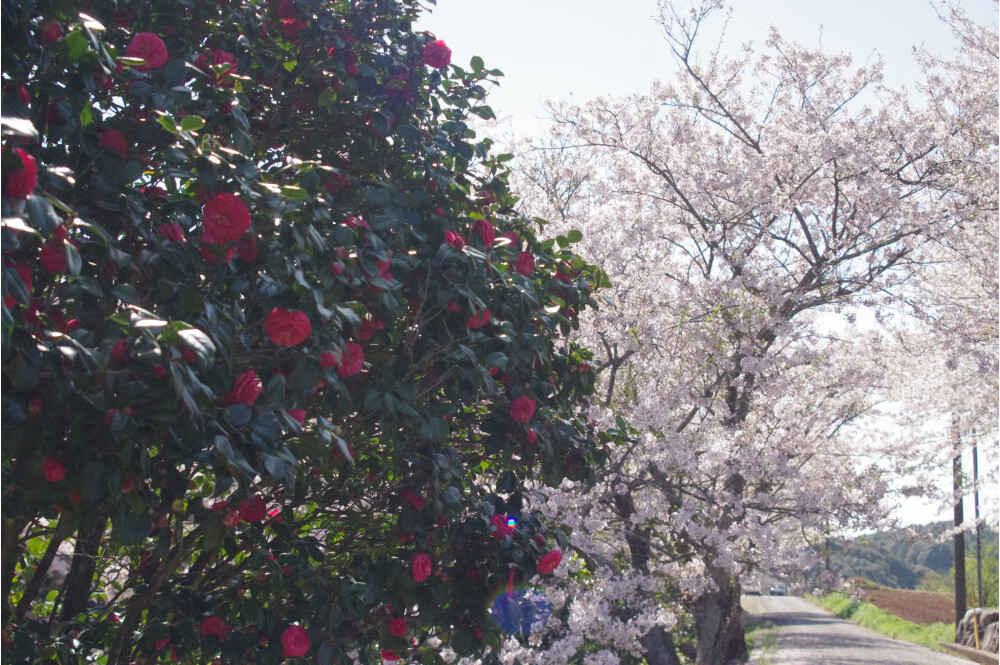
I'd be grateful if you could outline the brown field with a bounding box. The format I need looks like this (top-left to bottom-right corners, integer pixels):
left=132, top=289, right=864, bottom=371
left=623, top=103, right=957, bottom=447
left=861, top=588, right=956, bottom=625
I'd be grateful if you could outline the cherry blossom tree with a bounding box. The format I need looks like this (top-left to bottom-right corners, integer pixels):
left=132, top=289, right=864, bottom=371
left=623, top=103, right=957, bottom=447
left=501, top=1, right=997, bottom=663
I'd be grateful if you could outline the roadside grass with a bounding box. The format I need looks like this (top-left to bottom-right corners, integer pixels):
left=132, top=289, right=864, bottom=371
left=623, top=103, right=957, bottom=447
left=742, top=618, right=778, bottom=664
left=812, top=592, right=955, bottom=651
left=742, top=598, right=778, bottom=664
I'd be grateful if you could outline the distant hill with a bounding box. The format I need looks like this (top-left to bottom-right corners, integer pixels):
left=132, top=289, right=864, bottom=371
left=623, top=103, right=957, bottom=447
left=829, top=521, right=999, bottom=590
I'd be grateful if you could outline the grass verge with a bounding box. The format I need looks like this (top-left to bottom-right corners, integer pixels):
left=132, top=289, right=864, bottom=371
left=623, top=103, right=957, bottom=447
left=741, top=597, right=778, bottom=664
left=742, top=618, right=777, bottom=664
left=812, top=592, right=955, bottom=651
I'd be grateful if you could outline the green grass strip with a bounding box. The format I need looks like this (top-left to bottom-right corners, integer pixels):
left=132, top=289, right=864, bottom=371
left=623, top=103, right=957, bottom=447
left=813, top=592, right=955, bottom=651
left=742, top=615, right=777, bottom=664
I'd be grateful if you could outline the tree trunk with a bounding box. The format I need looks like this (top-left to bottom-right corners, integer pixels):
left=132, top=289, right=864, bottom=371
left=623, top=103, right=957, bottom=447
left=613, top=491, right=683, bottom=665
left=2, top=517, right=28, bottom=623
left=60, top=521, right=103, bottom=621
left=641, top=624, right=684, bottom=665
left=693, top=565, right=746, bottom=665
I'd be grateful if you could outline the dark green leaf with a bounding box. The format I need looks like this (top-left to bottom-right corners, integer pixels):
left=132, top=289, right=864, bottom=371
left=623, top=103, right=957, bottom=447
left=64, top=242, right=81, bottom=276
left=2, top=397, right=26, bottom=425
left=223, top=404, right=252, bottom=427
left=177, top=328, right=215, bottom=364
left=111, top=284, right=140, bottom=305
left=81, top=460, right=107, bottom=503
left=111, top=506, right=150, bottom=546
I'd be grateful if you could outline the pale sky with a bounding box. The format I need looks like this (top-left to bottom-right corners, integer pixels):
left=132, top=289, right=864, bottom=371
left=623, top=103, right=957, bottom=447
left=417, top=0, right=998, bottom=136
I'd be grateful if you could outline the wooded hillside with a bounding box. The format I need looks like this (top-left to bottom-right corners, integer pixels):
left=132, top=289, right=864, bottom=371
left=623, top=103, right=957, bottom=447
left=831, top=522, right=999, bottom=592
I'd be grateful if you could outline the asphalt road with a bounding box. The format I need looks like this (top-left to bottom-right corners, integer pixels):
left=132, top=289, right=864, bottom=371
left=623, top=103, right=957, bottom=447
left=744, top=594, right=974, bottom=665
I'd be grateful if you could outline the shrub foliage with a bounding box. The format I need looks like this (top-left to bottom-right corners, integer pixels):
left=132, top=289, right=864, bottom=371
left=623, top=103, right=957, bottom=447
left=0, top=1, right=612, bottom=662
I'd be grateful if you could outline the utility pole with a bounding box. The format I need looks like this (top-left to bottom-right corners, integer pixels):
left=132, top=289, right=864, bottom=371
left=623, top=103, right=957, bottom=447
left=953, top=419, right=966, bottom=634
left=973, top=430, right=982, bottom=609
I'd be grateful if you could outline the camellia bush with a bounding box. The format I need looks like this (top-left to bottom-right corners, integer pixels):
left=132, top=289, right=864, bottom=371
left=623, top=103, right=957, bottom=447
left=0, top=1, right=616, bottom=663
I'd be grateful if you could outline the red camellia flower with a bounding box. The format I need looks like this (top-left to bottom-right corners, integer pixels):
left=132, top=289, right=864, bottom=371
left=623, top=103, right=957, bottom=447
left=467, top=309, right=492, bottom=329
left=336, top=342, right=364, bottom=377
left=99, top=130, right=128, bottom=160
left=13, top=264, right=31, bottom=293
left=356, top=318, right=376, bottom=341
left=472, top=218, right=495, bottom=247
left=196, top=49, right=238, bottom=85
left=556, top=262, right=576, bottom=283
left=157, top=222, right=185, bottom=243
left=280, top=18, right=306, bottom=43
left=111, top=339, right=129, bottom=364
left=202, top=616, right=232, bottom=637
left=202, top=192, right=251, bottom=242
left=288, top=409, right=306, bottom=425
left=509, top=395, right=536, bottom=423
left=538, top=549, right=563, bottom=574
left=238, top=495, right=266, bottom=523
left=42, top=456, right=65, bottom=482
left=36, top=19, right=63, bottom=44
left=400, top=488, right=423, bottom=510
left=125, top=32, right=168, bottom=72
left=263, top=308, right=312, bottom=347
left=221, top=370, right=263, bottom=407
left=5, top=147, right=38, bottom=198
left=323, top=173, right=350, bottom=192
left=423, top=39, right=451, bottom=68
left=411, top=553, right=432, bottom=582
left=388, top=617, right=407, bottom=637
left=236, top=234, right=259, bottom=262
left=526, top=430, right=537, bottom=444
left=318, top=351, right=338, bottom=368
left=280, top=625, right=311, bottom=657
left=513, top=251, right=535, bottom=276
left=39, top=241, right=66, bottom=273
left=490, top=513, right=514, bottom=540
left=199, top=234, right=236, bottom=264
left=444, top=230, right=465, bottom=249
left=380, top=651, right=400, bottom=661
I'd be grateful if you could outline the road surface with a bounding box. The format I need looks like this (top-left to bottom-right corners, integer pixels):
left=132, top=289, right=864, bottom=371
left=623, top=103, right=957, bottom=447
left=744, top=594, right=974, bottom=665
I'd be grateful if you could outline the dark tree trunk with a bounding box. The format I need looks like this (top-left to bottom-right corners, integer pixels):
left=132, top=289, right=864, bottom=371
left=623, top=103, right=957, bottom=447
left=60, top=522, right=103, bottom=621
left=641, top=624, right=684, bottom=665
left=613, top=491, right=684, bottom=665
left=692, top=565, right=746, bottom=665
left=2, top=517, right=28, bottom=623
